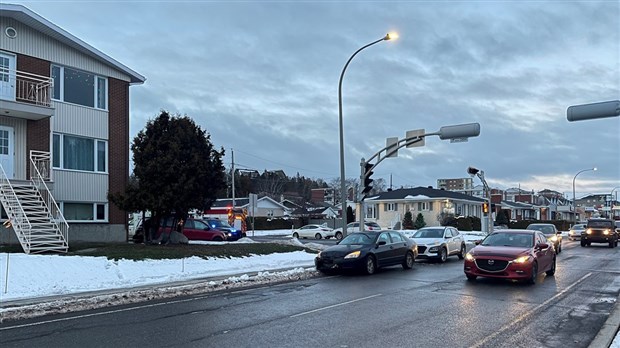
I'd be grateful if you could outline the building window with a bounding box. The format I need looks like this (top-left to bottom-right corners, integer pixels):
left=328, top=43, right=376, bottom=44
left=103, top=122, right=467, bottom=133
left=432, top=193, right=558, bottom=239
left=365, top=204, right=377, bottom=219
left=51, top=65, right=107, bottom=110
left=63, top=202, right=107, bottom=222
left=53, top=133, right=107, bottom=173
left=417, top=202, right=434, bottom=211
left=385, top=203, right=398, bottom=211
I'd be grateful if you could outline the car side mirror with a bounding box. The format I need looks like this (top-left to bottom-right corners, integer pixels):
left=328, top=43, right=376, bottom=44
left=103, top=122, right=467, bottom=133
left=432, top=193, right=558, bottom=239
left=474, top=240, right=481, bottom=245
left=556, top=231, right=562, bottom=235
left=537, top=243, right=549, bottom=250
left=377, top=241, right=387, bottom=247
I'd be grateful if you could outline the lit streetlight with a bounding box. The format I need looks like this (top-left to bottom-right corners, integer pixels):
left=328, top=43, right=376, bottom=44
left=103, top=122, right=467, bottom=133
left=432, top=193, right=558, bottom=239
left=572, top=167, right=597, bottom=224
left=338, top=32, right=397, bottom=238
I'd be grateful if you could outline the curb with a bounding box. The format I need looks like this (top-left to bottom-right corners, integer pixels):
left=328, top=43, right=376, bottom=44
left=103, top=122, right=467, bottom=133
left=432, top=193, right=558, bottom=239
left=589, top=293, right=620, bottom=348
left=0, top=264, right=318, bottom=322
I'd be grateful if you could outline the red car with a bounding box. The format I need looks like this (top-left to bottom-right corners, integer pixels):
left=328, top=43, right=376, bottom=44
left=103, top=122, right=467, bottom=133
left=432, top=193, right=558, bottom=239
left=464, top=229, right=556, bottom=284
left=133, top=217, right=227, bottom=243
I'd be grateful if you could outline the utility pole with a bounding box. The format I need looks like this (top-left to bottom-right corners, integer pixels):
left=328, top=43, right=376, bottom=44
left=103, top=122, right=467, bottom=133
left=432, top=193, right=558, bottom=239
left=231, top=148, right=235, bottom=208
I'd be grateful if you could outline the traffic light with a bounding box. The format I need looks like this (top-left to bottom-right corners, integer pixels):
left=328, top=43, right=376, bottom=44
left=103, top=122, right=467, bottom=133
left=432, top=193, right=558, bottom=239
left=482, top=202, right=489, bottom=215
left=362, top=162, right=374, bottom=196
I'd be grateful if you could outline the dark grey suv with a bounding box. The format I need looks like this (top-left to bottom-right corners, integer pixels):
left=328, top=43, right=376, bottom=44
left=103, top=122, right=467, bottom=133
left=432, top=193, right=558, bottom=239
left=581, top=219, right=618, bottom=248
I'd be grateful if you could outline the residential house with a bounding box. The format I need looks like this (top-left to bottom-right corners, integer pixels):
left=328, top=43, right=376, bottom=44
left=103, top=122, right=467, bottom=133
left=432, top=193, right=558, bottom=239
left=359, top=186, right=486, bottom=229
left=0, top=4, right=144, bottom=251
left=204, top=196, right=288, bottom=220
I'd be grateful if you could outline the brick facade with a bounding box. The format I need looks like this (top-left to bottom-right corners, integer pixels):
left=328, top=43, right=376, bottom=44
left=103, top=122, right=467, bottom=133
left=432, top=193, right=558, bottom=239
left=108, top=77, right=129, bottom=225
left=17, top=54, right=51, bottom=179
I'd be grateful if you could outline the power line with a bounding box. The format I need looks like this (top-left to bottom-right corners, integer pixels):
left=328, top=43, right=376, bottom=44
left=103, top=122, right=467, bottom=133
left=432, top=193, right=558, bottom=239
left=232, top=149, right=337, bottom=177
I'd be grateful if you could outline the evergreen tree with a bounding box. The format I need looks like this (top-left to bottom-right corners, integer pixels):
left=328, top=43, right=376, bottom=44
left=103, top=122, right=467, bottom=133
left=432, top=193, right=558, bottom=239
left=413, top=213, right=426, bottom=229
left=109, top=111, right=226, bottom=242
left=346, top=206, right=355, bottom=223
left=402, top=211, right=414, bottom=229
left=496, top=209, right=510, bottom=226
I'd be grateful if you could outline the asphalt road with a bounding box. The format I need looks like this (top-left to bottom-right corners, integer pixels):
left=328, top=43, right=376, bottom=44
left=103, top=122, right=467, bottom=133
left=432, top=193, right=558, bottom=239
left=1, top=239, right=619, bottom=348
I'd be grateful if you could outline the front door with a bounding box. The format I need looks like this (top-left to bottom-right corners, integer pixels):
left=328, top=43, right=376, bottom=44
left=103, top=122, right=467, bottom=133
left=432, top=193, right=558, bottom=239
left=0, top=126, right=14, bottom=178
left=0, top=52, right=16, bottom=101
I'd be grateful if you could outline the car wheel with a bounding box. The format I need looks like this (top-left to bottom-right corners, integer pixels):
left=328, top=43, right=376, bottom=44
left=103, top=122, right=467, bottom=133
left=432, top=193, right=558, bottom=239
left=458, top=244, right=466, bottom=260
left=580, top=240, right=586, bottom=247
left=466, top=274, right=477, bottom=281
left=402, top=251, right=415, bottom=270
left=546, top=257, right=556, bottom=276
left=528, top=262, right=538, bottom=285
left=212, top=236, right=223, bottom=242
left=438, top=247, right=448, bottom=263
left=292, top=232, right=299, bottom=239
left=364, top=255, right=377, bottom=275
left=557, top=242, right=562, bottom=253
left=315, top=233, right=322, bottom=240
left=610, top=241, right=615, bottom=248
left=335, top=232, right=343, bottom=240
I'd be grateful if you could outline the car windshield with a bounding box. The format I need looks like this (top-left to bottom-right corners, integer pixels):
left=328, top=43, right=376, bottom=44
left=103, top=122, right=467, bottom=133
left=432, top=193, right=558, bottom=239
left=413, top=229, right=443, bottom=238
left=208, top=220, right=232, bottom=228
left=481, top=233, right=533, bottom=248
left=528, top=225, right=555, bottom=234
left=366, top=222, right=381, bottom=228
left=588, top=221, right=613, bottom=228
left=339, top=233, right=375, bottom=245
left=572, top=225, right=585, bottom=230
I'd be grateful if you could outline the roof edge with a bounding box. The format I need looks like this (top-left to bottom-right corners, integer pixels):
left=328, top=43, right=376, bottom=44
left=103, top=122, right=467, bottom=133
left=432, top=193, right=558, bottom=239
left=1, top=3, right=146, bottom=84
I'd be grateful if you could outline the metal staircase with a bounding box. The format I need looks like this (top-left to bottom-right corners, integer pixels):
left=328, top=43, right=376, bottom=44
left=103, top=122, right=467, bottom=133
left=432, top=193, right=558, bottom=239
left=0, top=151, right=68, bottom=254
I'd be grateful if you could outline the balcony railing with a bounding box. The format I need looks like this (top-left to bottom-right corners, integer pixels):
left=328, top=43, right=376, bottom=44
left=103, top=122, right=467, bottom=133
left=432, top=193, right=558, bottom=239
left=0, top=69, right=53, bottom=107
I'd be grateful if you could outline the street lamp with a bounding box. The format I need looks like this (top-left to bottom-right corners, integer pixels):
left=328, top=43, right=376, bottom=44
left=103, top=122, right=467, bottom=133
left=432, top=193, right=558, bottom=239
left=338, top=32, right=397, bottom=238
left=572, top=167, right=597, bottom=224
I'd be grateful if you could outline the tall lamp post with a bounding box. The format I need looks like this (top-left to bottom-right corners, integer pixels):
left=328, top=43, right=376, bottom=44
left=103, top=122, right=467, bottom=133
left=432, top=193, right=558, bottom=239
left=572, top=167, right=597, bottom=225
left=338, top=32, right=398, bottom=238
left=610, top=186, right=620, bottom=219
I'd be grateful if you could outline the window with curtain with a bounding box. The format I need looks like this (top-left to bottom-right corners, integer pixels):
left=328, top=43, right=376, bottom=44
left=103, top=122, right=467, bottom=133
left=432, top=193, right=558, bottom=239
left=63, top=203, right=107, bottom=222
left=53, top=134, right=107, bottom=173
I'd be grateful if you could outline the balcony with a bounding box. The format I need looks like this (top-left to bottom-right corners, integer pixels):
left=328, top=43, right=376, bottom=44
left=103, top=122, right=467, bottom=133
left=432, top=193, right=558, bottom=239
left=0, top=69, right=54, bottom=120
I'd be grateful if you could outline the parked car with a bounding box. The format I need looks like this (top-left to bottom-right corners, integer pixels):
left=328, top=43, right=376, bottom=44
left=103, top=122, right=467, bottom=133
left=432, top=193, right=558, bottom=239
left=133, top=217, right=227, bottom=243
left=464, top=229, right=556, bottom=284
left=581, top=218, right=618, bottom=248
left=526, top=223, right=562, bottom=253
left=568, top=223, right=586, bottom=241
left=410, top=226, right=466, bottom=262
left=292, top=224, right=335, bottom=239
left=205, top=218, right=244, bottom=241
left=315, top=230, right=417, bottom=275
left=332, top=221, right=382, bottom=240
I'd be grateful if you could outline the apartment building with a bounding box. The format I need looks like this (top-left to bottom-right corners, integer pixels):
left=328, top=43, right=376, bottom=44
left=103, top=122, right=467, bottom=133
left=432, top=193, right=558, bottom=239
left=0, top=4, right=145, bottom=251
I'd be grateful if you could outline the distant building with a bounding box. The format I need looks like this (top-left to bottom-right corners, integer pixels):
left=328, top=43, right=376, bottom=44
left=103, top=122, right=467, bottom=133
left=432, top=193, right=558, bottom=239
left=437, top=178, right=473, bottom=191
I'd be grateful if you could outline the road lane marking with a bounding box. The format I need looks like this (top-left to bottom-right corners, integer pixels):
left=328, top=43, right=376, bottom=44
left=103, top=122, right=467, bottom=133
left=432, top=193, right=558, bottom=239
left=0, top=296, right=202, bottom=331
left=470, top=272, right=593, bottom=348
left=289, top=294, right=382, bottom=318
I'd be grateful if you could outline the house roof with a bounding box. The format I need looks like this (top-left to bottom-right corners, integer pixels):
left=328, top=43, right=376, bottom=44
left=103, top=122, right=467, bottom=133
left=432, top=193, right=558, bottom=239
left=211, top=196, right=287, bottom=210
left=367, top=186, right=485, bottom=203
left=1, top=4, right=146, bottom=84
left=500, top=200, right=536, bottom=209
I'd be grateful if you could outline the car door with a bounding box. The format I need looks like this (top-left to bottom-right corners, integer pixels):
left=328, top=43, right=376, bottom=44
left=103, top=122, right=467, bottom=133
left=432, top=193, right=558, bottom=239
left=535, top=232, right=552, bottom=270
left=443, top=228, right=454, bottom=255
left=182, top=219, right=198, bottom=240
left=389, top=231, right=408, bottom=264
left=300, top=225, right=313, bottom=238
left=193, top=219, right=215, bottom=240
left=374, top=232, right=393, bottom=266
left=451, top=228, right=464, bottom=251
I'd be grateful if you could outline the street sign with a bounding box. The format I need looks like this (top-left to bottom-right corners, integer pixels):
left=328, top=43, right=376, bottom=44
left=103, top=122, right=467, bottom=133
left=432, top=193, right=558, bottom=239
left=406, top=129, right=425, bottom=148
left=386, top=137, right=398, bottom=157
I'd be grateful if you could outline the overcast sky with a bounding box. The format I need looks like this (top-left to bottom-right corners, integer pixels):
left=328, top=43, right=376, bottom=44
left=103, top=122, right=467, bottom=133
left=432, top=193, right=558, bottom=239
left=16, top=0, right=620, bottom=199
